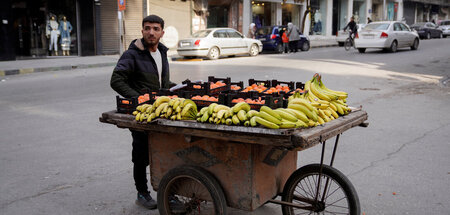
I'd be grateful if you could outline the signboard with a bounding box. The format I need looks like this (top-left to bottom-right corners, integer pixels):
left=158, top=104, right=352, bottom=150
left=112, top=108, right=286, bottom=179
left=118, top=0, right=126, bottom=11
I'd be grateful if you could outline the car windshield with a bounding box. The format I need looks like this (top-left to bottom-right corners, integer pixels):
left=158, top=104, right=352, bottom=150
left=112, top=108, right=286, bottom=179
left=192, top=30, right=212, bottom=38
left=411, top=23, right=426, bottom=27
left=364, top=23, right=390, bottom=30
left=256, top=27, right=273, bottom=36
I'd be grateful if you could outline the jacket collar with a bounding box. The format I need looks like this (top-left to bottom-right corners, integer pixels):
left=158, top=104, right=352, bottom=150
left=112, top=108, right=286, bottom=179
left=134, top=38, right=168, bottom=53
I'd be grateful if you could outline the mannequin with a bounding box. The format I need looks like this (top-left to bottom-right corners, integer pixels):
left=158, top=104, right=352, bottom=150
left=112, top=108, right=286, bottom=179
left=314, top=9, right=322, bottom=34
left=354, top=12, right=360, bottom=23
left=46, top=15, right=60, bottom=56
left=58, top=16, right=73, bottom=56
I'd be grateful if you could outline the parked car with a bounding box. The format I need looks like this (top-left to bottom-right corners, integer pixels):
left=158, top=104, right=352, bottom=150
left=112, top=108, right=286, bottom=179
left=354, top=21, right=420, bottom=53
left=336, top=24, right=366, bottom=46
left=177, top=28, right=263, bottom=60
left=255, top=25, right=310, bottom=53
left=437, top=20, right=450, bottom=38
left=409, top=22, right=443, bottom=39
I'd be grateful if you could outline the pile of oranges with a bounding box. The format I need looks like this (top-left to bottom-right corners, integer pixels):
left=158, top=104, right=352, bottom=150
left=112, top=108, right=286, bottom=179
left=241, top=84, right=267, bottom=93
left=264, top=85, right=291, bottom=94
left=230, top=85, right=241, bottom=91
left=192, top=81, right=227, bottom=90
left=136, top=93, right=151, bottom=104
left=154, top=95, right=178, bottom=100
left=191, top=95, right=219, bottom=102
left=231, top=97, right=265, bottom=105
left=290, top=88, right=305, bottom=94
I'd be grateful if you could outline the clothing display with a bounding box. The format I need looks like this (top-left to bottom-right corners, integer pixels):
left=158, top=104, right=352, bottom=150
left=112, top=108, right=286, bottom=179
left=46, top=17, right=59, bottom=55
left=314, top=21, right=322, bottom=33
left=58, top=18, right=73, bottom=55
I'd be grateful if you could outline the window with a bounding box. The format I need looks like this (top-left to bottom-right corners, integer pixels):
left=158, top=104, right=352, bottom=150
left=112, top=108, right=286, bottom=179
left=400, top=23, right=410, bottom=31
left=365, top=23, right=390, bottom=30
left=213, top=30, right=228, bottom=38
left=192, top=30, right=212, bottom=38
left=394, top=23, right=402, bottom=31
left=226, top=30, right=242, bottom=38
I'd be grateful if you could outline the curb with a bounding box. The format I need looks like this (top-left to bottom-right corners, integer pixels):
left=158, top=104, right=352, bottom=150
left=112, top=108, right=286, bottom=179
left=0, top=62, right=116, bottom=77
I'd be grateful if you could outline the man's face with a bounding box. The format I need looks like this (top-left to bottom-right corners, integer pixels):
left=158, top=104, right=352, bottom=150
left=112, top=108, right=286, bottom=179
left=142, top=22, right=164, bottom=47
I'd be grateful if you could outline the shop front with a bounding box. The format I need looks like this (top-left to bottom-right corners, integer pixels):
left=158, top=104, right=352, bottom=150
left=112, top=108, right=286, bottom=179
left=2, top=0, right=96, bottom=60
left=353, top=0, right=367, bottom=23
left=310, top=0, right=328, bottom=35
left=251, top=0, right=303, bottom=28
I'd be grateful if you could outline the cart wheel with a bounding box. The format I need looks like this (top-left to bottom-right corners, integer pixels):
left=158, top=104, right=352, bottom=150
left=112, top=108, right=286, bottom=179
left=281, top=164, right=360, bottom=215
left=157, top=165, right=227, bottom=215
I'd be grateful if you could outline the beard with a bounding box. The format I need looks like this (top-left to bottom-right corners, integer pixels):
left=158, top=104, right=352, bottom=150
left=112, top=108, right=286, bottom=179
left=144, top=35, right=160, bottom=47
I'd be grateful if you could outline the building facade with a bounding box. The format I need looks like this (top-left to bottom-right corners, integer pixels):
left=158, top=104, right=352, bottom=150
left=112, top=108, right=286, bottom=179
left=1, top=0, right=448, bottom=60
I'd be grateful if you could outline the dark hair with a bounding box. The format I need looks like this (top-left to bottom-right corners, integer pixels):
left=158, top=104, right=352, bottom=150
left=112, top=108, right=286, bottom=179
left=142, top=15, right=164, bottom=29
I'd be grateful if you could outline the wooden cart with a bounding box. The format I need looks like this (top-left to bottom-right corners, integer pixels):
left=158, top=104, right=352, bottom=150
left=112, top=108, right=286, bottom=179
left=100, top=108, right=368, bottom=215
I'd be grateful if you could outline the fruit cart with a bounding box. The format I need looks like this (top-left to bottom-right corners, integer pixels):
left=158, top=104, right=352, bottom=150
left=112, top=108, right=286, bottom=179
left=99, top=106, right=368, bottom=215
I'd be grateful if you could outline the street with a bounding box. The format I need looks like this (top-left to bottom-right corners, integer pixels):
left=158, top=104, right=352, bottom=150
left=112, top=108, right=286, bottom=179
left=1, top=38, right=449, bottom=215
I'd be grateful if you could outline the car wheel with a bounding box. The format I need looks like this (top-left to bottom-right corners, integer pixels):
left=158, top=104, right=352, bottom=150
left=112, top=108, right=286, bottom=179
left=358, top=48, right=366, bottom=53
left=207, top=47, right=220, bottom=60
left=411, top=38, right=419, bottom=50
left=338, top=42, right=344, bottom=47
left=249, top=44, right=259, bottom=56
left=389, top=40, right=398, bottom=53
left=276, top=44, right=283, bottom=53
left=426, top=32, right=431, bottom=39
left=300, top=41, right=310, bottom=51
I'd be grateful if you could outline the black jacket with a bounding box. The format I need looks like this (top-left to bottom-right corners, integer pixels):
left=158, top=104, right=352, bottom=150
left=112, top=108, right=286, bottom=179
left=344, top=21, right=357, bottom=33
left=110, top=38, right=175, bottom=98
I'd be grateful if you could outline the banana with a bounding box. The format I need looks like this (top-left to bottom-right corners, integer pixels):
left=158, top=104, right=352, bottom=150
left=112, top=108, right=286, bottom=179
left=135, top=112, right=141, bottom=121
left=167, top=107, right=173, bottom=117
left=199, top=107, right=208, bottom=115
left=327, top=107, right=339, bottom=119
left=317, top=116, right=325, bottom=125
left=244, top=121, right=250, bottom=127
left=171, top=115, right=177, bottom=120
left=221, top=118, right=226, bottom=124
left=308, top=120, right=316, bottom=127
left=139, top=113, right=146, bottom=122
left=183, top=99, right=197, bottom=112
left=323, top=115, right=331, bottom=122
left=214, top=105, right=230, bottom=113
left=258, top=111, right=281, bottom=125
left=309, top=81, right=331, bottom=101
left=172, top=99, right=181, bottom=110
left=155, top=103, right=168, bottom=117
left=208, top=103, right=218, bottom=115
left=331, top=101, right=344, bottom=115
left=214, top=118, right=220, bottom=124
left=288, top=104, right=317, bottom=122
left=295, top=120, right=308, bottom=128
left=260, top=106, right=282, bottom=121
left=237, top=110, right=248, bottom=122
left=246, top=110, right=258, bottom=118
left=283, top=108, right=309, bottom=123
left=323, top=109, right=332, bottom=117
left=225, top=109, right=232, bottom=118
left=209, top=117, right=214, bottom=123
left=154, top=96, right=170, bottom=108
left=254, top=116, right=279, bottom=129
left=250, top=116, right=257, bottom=127
left=318, top=109, right=327, bottom=119
left=168, top=98, right=175, bottom=107
left=162, top=104, right=169, bottom=114
left=329, top=102, right=338, bottom=111
left=288, top=98, right=316, bottom=112
left=226, top=118, right=232, bottom=125
left=201, top=112, right=209, bottom=122
left=274, top=109, right=298, bottom=122
left=232, top=115, right=240, bottom=125
left=177, top=113, right=181, bottom=120
left=217, top=109, right=227, bottom=119
left=279, top=121, right=296, bottom=129
left=145, top=105, right=154, bottom=114
left=233, top=102, right=251, bottom=113
left=132, top=111, right=139, bottom=116
left=175, top=106, right=182, bottom=113
left=181, top=104, right=193, bottom=117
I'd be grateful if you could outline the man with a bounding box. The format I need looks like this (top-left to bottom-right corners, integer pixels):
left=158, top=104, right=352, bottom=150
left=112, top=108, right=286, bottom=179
left=287, top=23, right=300, bottom=53
left=343, top=16, right=357, bottom=40
left=367, top=17, right=372, bottom=24
left=110, top=15, right=175, bottom=210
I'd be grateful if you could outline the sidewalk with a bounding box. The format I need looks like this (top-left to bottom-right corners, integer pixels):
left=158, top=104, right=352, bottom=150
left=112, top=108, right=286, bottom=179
left=0, top=38, right=337, bottom=77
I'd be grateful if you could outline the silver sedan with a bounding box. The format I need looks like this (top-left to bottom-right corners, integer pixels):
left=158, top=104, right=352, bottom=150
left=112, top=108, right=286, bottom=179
left=177, top=28, right=263, bottom=60
left=354, top=21, right=420, bottom=53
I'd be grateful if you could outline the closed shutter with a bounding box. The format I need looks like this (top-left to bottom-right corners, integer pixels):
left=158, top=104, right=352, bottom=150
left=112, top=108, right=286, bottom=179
left=123, top=0, right=143, bottom=51
left=100, top=0, right=119, bottom=54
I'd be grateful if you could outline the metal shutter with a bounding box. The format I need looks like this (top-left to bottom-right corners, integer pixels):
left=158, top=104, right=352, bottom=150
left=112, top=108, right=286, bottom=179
left=100, top=0, right=119, bottom=54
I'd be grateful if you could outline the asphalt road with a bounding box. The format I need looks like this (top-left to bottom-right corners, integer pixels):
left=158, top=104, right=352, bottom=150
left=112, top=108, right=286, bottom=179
left=1, top=38, right=449, bottom=215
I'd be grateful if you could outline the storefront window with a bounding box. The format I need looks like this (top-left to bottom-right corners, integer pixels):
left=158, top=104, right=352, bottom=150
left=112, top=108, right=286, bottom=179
left=252, top=1, right=273, bottom=28
left=353, top=0, right=366, bottom=24
left=310, top=0, right=327, bottom=35
left=387, top=1, right=397, bottom=21
left=282, top=3, right=301, bottom=27
left=12, top=0, right=77, bottom=58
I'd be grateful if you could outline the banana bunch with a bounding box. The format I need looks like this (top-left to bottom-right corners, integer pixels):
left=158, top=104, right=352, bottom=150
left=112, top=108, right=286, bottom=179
left=133, top=96, right=198, bottom=122
left=289, top=74, right=351, bottom=125
left=197, top=102, right=256, bottom=126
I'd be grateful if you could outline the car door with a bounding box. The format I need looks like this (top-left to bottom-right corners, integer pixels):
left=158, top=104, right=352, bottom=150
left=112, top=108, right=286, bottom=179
left=393, top=23, right=406, bottom=47
left=400, top=23, right=415, bottom=46
left=226, top=29, right=247, bottom=54
left=212, top=29, right=230, bottom=55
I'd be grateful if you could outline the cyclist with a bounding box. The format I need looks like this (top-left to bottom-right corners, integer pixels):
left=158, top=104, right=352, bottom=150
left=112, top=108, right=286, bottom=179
left=343, top=16, right=357, bottom=41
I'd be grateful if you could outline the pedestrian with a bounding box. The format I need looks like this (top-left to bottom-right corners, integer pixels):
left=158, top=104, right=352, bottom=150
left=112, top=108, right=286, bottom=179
left=281, top=27, right=289, bottom=53
left=367, top=17, right=372, bottom=24
left=248, top=23, right=256, bottom=39
left=110, top=14, right=176, bottom=210
left=287, top=22, right=300, bottom=53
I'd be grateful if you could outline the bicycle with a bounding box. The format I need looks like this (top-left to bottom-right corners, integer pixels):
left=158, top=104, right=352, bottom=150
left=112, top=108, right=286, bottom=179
left=344, top=30, right=356, bottom=51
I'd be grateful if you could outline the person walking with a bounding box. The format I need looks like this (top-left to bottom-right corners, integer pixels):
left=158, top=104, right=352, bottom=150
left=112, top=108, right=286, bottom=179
left=247, top=23, right=256, bottom=39
left=280, top=27, right=289, bottom=53
left=287, top=22, right=301, bottom=53
left=110, top=14, right=175, bottom=210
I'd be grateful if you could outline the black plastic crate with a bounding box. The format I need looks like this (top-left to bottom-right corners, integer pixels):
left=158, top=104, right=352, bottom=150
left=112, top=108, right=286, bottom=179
left=185, top=80, right=230, bottom=96
left=224, top=92, right=283, bottom=111
left=230, top=81, right=244, bottom=92
left=116, top=95, right=152, bottom=114
left=240, top=79, right=271, bottom=93
left=184, top=91, right=222, bottom=108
